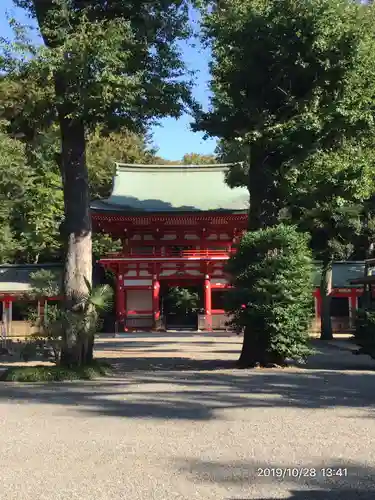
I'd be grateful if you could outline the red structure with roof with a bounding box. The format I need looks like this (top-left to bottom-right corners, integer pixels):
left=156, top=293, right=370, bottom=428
left=91, top=163, right=249, bottom=331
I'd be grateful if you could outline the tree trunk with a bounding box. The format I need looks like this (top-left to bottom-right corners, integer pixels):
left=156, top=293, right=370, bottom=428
left=32, top=1, right=93, bottom=367
left=247, top=152, right=279, bottom=231
left=238, top=326, right=258, bottom=367
left=85, top=334, right=94, bottom=364
left=58, top=115, right=92, bottom=367
left=320, top=259, right=333, bottom=340
left=237, top=325, right=282, bottom=368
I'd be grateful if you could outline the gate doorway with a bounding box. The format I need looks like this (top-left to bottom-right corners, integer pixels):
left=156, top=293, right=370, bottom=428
left=161, top=283, right=203, bottom=330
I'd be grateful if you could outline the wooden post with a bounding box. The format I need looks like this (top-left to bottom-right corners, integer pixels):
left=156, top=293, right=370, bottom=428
left=4, top=300, right=12, bottom=337
left=315, top=289, right=322, bottom=318
left=116, top=271, right=125, bottom=332
left=204, top=274, right=212, bottom=331
left=349, top=290, right=358, bottom=328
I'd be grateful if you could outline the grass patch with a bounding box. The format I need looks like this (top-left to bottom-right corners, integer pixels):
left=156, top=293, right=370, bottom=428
left=0, top=360, right=113, bottom=382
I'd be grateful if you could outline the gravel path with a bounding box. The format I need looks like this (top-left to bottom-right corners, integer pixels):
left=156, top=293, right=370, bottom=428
left=1, top=334, right=375, bottom=500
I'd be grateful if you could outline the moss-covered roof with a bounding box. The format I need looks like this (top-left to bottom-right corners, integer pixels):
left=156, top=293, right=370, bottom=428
left=90, top=163, right=249, bottom=213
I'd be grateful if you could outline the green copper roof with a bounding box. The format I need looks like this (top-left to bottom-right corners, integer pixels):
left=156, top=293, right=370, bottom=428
left=312, top=262, right=365, bottom=288
left=91, top=163, right=249, bottom=213
left=0, top=264, right=63, bottom=294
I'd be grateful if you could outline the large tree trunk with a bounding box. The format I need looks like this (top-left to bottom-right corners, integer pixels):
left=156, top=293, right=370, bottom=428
left=320, top=259, right=333, bottom=340
left=247, top=143, right=281, bottom=231
left=238, top=151, right=283, bottom=367
left=238, top=326, right=265, bottom=367
left=58, top=115, right=92, bottom=367
left=238, top=325, right=285, bottom=368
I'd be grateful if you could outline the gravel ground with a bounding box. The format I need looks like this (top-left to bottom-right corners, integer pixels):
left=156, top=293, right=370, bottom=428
left=1, top=333, right=375, bottom=500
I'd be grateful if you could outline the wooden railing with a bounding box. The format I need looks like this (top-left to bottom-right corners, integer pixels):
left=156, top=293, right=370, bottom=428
left=105, top=248, right=233, bottom=259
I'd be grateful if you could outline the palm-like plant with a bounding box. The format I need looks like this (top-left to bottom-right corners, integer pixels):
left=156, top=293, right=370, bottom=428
left=60, top=278, right=113, bottom=366
left=27, top=271, right=113, bottom=366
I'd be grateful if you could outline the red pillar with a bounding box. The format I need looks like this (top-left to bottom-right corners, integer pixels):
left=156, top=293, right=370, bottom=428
left=315, top=289, right=322, bottom=317
left=152, top=275, right=160, bottom=329
left=116, top=271, right=125, bottom=332
left=204, top=274, right=212, bottom=331
left=349, top=289, right=357, bottom=328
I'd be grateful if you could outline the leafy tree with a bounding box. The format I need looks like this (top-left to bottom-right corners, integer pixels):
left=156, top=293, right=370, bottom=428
left=28, top=269, right=61, bottom=299
left=225, top=225, right=314, bottom=367
left=0, top=120, right=65, bottom=264
left=283, top=142, right=375, bottom=339
left=196, top=0, right=375, bottom=230
left=11, top=143, right=64, bottom=263
left=150, top=152, right=217, bottom=165
left=0, top=121, right=26, bottom=262
left=92, top=232, right=122, bottom=261
left=165, top=287, right=200, bottom=315
left=352, top=194, right=375, bottom=260
left=181, top=153, right=217, bottom=165
left=0, top=120, right=124, bottom=263
left=216, top=138, right=249, bottom=188
left=197, top=0, right=375, bottom=340
left=87, top=126, right=158, bottom=200
left=2, top=0, right=195, bottom=366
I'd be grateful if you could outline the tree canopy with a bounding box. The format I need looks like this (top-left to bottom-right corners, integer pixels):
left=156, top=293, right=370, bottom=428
left=197, top=0, right=375, bottom=229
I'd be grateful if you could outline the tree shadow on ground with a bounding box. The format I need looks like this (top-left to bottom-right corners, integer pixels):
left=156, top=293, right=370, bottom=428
left=94, top=339, right=242, bottom=351
left=0, top=338, right=374, bottom=421
left=0, top=360, right=375, bottom=420
left=178, top=459, right=375, bottom=499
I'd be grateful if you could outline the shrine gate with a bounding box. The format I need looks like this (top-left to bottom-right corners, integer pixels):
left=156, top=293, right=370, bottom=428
left=91, top=163, right=248, bottom=331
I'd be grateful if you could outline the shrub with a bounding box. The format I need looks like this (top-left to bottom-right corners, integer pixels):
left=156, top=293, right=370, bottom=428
left=226, top=224, right=315, bottom=367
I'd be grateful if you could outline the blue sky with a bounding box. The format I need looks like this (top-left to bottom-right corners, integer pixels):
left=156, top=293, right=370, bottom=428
left=0, top=1, right=217, bottom=161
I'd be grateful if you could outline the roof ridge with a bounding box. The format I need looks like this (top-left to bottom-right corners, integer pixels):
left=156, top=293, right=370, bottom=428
left=114, top=162, right=240, bottom=173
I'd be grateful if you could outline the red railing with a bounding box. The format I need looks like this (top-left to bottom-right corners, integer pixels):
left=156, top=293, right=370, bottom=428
left=105, top=248, right=234, bottom=259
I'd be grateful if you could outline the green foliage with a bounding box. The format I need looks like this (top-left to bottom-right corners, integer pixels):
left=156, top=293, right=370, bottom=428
left=28, top=269, right=61, bottom=298
left=0, top=121, right=27, bottom=262
left=215, top=138, right=249, bottom=187
left=181, top=153, right=217, bottom=165
left=165, top=287, right=200, bottom=315
left=5, top=1, right=195, bottom=135
left=197, top=0, right=375, bottom=228
left=0, top=360, right=112, bottom=382
left=92, top=232, right=122, bottom=260
left=283, top=141, right=375, bottom=262
left=0, top=121, right=64, bottom=263
left=226, top=224, right=315, bottom=366
left=87, top=126, right=158, bottom=199
left=197, top=0, right=375, bottom=343
left=0, top=119, right=150, bottom=263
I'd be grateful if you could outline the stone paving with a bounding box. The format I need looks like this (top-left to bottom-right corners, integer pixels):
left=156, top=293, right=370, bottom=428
left=0, top=333, right=375, bottom=500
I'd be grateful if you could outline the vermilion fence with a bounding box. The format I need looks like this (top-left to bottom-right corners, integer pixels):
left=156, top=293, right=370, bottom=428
left=106, top=248, right=234, bottom=259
